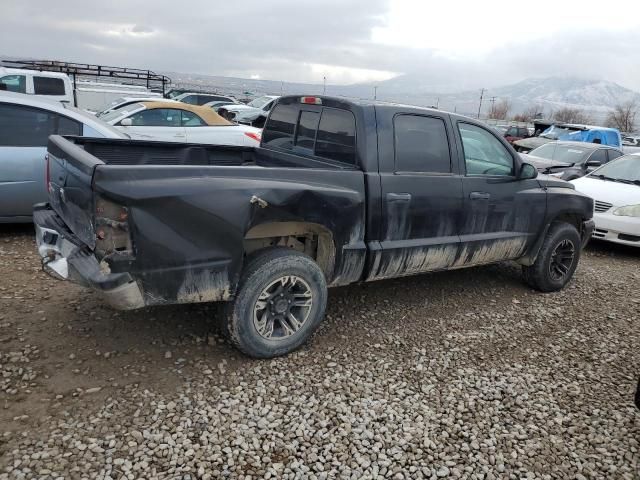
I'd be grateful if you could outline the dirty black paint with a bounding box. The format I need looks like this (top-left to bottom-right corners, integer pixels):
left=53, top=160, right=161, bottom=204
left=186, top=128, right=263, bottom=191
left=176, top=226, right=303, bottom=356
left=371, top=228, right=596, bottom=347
left=42, top=97, right=593, bottom=309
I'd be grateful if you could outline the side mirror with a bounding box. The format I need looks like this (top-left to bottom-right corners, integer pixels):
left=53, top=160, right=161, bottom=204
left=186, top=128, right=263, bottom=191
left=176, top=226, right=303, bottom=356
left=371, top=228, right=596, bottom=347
left=519, top=162, right=538, bottom=180
left=585, top=159, right=601, bottom=168
left=119, top=118, right=133, bottom=127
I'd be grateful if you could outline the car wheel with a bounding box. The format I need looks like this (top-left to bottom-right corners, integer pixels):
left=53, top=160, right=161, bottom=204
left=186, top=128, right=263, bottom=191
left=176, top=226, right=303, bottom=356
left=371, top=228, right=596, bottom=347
left=223, top=248, right=327, bottom=358
left=523, top=222, right=582, bottom=292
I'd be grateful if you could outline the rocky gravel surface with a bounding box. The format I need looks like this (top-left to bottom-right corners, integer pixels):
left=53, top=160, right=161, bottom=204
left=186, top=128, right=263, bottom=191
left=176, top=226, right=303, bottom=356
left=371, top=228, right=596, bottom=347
left=0, top=225, right=638, bottom=479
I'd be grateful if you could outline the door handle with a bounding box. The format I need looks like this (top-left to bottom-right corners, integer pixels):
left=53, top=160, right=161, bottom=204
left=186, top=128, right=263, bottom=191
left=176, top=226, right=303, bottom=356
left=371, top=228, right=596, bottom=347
left=469, top=192, right=491, bottom=200
left=386, top=192, right=412, bottom=202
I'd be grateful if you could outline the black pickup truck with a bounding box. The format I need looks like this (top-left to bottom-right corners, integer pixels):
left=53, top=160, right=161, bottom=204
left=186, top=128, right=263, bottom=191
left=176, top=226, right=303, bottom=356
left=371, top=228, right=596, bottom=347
left=35, top=95, right=594, bottom=358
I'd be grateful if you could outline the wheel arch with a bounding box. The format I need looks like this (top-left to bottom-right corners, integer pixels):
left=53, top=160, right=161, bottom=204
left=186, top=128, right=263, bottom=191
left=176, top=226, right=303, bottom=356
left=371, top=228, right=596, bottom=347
left=243, top=221, right=336, bottom=280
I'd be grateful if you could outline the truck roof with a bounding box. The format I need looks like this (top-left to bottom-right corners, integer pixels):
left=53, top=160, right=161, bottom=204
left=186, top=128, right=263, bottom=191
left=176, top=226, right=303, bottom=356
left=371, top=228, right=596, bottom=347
left=0, top=67, right=70, bottom=80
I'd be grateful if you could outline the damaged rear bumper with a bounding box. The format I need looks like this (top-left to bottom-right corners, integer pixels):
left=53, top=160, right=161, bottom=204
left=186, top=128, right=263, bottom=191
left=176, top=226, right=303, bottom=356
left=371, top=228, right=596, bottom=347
left=34, top=204, right=145, bottom=310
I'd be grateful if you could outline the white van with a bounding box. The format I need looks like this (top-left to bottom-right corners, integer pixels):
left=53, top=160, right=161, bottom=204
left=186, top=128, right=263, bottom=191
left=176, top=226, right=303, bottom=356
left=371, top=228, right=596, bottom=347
left=0, top=67, right=73, bottom=104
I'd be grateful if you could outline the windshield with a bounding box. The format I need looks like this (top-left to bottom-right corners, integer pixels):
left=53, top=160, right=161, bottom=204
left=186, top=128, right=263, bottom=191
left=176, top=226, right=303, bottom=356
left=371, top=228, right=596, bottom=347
left=62, top=104, right=128, bottom=138
left=248, top=96, right=273, bottom=108
left=590, top=155, right=640, bottom=182
left=99, top=103, right=144, bottom=123
left=540, top=125, right=573, bottom=140
left=530, top=144, right=591, bottom=163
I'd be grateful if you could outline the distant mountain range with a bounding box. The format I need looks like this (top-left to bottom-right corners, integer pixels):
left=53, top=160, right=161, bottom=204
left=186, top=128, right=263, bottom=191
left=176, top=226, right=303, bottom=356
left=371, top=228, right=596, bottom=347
left=2, top=54, right=637, bottom=121
left=165, top=71, right=640, bottom=121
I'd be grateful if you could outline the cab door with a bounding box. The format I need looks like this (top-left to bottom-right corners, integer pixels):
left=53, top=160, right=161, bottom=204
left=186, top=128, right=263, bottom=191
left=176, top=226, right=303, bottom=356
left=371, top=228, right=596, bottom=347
left=369, top=110, right=464, bottom=280
left=454, top=121, right=545, bottom=267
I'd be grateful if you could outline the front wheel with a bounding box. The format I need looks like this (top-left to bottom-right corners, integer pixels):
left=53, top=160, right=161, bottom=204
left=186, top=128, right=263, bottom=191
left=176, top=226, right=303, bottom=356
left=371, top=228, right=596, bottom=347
left=523, top=222, right=582, bottom=292
left=223, top=248, right=328, bottom=358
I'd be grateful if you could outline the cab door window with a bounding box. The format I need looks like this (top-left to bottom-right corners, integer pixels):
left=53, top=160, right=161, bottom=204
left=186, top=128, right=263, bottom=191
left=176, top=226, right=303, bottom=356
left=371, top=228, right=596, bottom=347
left=458, top=123, right=514, bottom=176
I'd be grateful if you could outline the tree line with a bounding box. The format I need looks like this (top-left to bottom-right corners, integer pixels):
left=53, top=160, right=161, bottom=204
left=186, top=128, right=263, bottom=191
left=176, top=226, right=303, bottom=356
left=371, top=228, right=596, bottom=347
left=487, top=99, right=637, bottom=133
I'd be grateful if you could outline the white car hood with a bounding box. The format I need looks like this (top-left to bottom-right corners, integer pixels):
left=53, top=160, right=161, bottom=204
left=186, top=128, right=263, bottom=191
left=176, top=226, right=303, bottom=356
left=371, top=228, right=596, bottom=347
left=225, top=104, right=258, bottom=112
left=570, top=176, right=640, bottom=207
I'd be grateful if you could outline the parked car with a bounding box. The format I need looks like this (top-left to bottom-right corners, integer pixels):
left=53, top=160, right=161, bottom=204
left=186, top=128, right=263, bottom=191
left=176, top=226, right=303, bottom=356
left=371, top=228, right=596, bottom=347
left=34, top=95, right=595, bottom=358
left=622, top=135, right=640, bottom=146
left=570, top=155, right=640, bottom=247
left=521, top=141, right=623, bottom=180
left=100, top=101, right=261, bottom=146
left=0, top=91, right=126, bottom=223
left=0, top=67, right=73, bottom=104
left=514, top=124, right=622, bottom=152
left=204, top=100, right=239, bottom=110
left=172, top=92, right=237, bottom=106
left=221, top=95, right=280, bottom=125
left=95, top=96, right=171, bottom=117
left=503, top=126, right=530, bottom=145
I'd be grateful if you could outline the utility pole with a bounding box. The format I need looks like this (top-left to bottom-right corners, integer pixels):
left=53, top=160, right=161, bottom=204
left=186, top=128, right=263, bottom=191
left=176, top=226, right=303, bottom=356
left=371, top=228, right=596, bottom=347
left=436, top=97, right=439, bottom=109
left=373, top=86, right=378, bottom=100
left=281, top=81, right=284, bottom=95
left=323, top=76, right=326, bottom=95
left=477, top=88, right=485, bottom=119
left=489, top=96, right=497, bottom=115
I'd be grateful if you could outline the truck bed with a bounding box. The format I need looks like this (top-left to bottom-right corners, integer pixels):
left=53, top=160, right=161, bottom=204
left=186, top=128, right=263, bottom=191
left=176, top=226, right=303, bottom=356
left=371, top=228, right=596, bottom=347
left=65, top=136, right=257, bottom=166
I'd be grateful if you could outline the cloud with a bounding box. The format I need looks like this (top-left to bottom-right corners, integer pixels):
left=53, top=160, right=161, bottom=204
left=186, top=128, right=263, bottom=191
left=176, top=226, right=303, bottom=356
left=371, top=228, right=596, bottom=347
left=1, top=0, right=640, bottom=91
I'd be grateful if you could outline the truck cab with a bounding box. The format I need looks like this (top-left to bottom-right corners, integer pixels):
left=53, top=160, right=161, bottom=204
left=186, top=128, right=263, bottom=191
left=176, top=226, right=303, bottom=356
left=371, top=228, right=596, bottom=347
left=0, top=67, right=74, bottom=105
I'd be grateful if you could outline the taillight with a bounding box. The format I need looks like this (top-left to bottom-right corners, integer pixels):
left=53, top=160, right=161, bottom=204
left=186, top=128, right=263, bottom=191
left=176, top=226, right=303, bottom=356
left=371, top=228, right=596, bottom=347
left=45, top=154, right=51, bottom=194
left=301, top=96, right=322, bottom=105
left=244, top=131, right=261, bottom=144
left=94, top=196, right=133, bottom=258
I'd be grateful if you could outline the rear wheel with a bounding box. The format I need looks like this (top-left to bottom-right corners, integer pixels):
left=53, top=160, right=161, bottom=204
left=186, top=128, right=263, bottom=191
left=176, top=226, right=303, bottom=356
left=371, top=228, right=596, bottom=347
left=523, top=222, right=581, bottom=292
left=223, top=248, right=327, bottom=358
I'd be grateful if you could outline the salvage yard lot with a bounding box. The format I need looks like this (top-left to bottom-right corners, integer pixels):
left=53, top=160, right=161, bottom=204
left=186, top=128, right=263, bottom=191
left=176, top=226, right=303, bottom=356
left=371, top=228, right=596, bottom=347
left=0, top=225, right=638, bottom=479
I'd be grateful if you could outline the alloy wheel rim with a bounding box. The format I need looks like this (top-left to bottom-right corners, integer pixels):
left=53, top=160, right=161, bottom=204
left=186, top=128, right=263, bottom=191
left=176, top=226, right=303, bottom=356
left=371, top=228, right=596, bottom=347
left=549, top=239, right=575, bottom=281
left=253, top=276, right=313, bottom=340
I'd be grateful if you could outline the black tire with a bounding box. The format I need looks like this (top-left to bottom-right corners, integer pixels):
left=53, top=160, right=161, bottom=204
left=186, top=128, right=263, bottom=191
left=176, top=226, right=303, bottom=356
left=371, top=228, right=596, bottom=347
left=523, top=222, right=582, bottom=292
left=223, top=248, right=327, bottom=358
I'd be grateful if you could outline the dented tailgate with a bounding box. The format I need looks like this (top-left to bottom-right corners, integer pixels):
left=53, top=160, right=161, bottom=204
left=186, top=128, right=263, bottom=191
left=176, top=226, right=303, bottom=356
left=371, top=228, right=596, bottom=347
left=47, top=136, right=103, bottom=249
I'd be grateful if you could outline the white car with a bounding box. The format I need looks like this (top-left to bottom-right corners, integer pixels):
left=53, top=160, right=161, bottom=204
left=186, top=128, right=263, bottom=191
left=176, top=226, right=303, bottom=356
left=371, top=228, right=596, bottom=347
left=0, top=91, right=126, bottom=222
left=100, top=101, right=262, bottom=146
left=222, top=95, right=280, bottom=124
left=96, top=96, right=174, bottom=118
left=571, top=155, right=640, bottom=247
left=0, top=67, right=74, bottom=104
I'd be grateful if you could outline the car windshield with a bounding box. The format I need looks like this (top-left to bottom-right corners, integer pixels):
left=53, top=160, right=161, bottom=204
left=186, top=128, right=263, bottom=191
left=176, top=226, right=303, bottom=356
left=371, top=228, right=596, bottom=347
left=247, top=96, right=273, bottom=108
left=62, top=104, right=129, bottom=138
left=99, top=103, right=144, bottom=123
left=530, top=144, right=591, bottom=163
left=540, top=125, right=573, bottom=139
left=590, top=155, right=640, bottom=182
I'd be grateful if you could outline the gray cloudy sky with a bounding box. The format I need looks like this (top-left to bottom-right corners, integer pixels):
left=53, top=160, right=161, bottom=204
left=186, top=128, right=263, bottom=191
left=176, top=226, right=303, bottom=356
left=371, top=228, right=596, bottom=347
left=3, top=0, right=640, bottom=91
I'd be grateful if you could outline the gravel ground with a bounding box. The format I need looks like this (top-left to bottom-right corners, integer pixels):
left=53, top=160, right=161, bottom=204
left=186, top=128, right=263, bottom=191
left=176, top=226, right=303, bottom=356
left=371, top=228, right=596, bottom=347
left=0, top=225, right=638, bottom=480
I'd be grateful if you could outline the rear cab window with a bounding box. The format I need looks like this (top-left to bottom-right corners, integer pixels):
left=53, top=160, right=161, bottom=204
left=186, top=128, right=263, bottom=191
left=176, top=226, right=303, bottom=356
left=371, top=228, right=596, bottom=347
left=263, top=102, right=356, bottom=166
left=33, top=77, right=66, bottom=96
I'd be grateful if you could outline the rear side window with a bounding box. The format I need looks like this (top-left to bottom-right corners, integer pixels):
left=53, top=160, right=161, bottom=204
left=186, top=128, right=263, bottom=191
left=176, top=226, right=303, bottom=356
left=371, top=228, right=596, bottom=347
left=394, top=115, right=451, bottom=173
left=33, top=77, right=66, bottom=96
left=263, top=104, right=356, bottom=165
left=607, top=149, right=623, bottom=161
left=57, top=115, right=82, bottom=136
left=588, top=149, right=607, bottom=164
left=0, top=103, right=56, bottom=146
left=180, top=95, right=198, bottom=105
left=0, top=75, right=26, bottom=93
left=181, top=110, right=206, bottom=126
left=315, top=108, right=356, bottom=164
